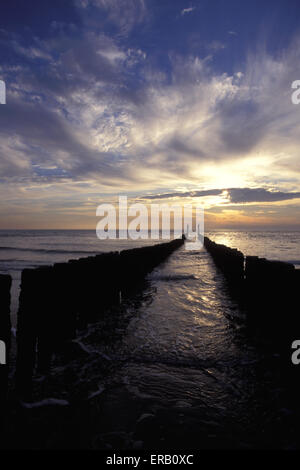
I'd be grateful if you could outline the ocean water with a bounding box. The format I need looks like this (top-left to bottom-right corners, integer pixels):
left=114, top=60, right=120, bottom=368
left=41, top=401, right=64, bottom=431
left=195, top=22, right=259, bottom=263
left=2, top=230, right=300, bottom=448
left=1, top=229, right=299, bottom=277
left=207, top=230, right=300, bottom=268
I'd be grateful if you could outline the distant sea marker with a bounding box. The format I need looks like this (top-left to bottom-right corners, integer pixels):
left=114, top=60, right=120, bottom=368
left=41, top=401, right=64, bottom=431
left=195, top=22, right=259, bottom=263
left=0, top=80, right=5, bottom=104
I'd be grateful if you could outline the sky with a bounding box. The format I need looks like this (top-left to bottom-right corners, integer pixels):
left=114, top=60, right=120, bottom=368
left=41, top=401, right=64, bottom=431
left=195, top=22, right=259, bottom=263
left=0, top=0, right=300, bottom=229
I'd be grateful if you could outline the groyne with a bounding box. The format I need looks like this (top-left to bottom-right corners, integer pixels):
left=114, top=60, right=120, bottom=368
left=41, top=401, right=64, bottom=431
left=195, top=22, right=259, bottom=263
left=1, top=235, right=299, bottom=400
left=0, top=274, right=12, bottom=423
left=204, top=236, right=299, bottom=341
left=16, top=239, right=184, bottom=397
left=204, top=237, right=244, bottom=297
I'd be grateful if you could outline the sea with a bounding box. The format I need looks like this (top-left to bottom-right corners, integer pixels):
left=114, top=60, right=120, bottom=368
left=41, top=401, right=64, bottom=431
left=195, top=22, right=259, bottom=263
left=1, top=229, right=300, bottom=448
left=0, top=229, right=299, bottom=324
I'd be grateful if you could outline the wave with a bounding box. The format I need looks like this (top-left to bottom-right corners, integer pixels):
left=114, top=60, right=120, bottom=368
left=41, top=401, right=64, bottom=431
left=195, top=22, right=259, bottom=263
left=20, top=398, right=69, bottom=408
left=287, top=260, right=300, bottom=266
left=270, top=259, right=300, bottom=266
left=0, top=246, right=101, bottom=255
left=149, top=273, right=198, bottom=282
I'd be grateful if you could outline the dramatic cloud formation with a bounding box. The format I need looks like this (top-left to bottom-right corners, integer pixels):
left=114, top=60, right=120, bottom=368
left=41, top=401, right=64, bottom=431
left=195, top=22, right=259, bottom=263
left=0, top=0, right=300, bottom=228
left=228, top=188, right=300, bottom=204
left=143, top=188, right=300, bottom=203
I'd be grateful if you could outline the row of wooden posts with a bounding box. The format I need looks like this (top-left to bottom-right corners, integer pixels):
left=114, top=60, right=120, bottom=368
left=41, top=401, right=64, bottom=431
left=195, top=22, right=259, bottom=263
left=204, top=236, right=300, bottom=340
left=0, top=236, right=299, bottom=402
left=15, top=239, right=184, bottom=397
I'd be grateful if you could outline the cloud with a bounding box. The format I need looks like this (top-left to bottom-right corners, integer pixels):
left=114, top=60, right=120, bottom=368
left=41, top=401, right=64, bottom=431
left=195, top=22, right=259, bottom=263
left=2, top=32, right=300, bottom=194
left=142, top=188, right=300, bottom=204
left=207, top=40, right=226, bottom=52
left=181, top=7, right=195, bottom=16
left=143, top=189, right=223, bottom=200
left=0, top=93, right=137, bottom=183
left=1, top=4, right=300, bottom=228
left=2, top=34, right=300, bottom=194
left=227, top=188, right=300, bottom=203
left=78, top=0, right=147, bottom=35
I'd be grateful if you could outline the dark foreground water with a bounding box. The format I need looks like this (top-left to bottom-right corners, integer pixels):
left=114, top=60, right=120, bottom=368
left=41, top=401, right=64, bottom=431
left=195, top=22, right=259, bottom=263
left=1, top=230, right=300, bottom=449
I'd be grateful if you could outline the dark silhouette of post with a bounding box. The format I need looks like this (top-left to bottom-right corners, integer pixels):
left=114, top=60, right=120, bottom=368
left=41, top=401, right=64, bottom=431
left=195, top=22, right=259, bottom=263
left=0, top=274, right=12, bottom=432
